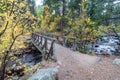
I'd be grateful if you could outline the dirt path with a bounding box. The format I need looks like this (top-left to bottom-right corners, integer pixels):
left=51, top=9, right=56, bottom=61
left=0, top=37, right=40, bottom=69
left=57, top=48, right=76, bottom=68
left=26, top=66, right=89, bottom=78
left=54, top=44, right=120, bottom=80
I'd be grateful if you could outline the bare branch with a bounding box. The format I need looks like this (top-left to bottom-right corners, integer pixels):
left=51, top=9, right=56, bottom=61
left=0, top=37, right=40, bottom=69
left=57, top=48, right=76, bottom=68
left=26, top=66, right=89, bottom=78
left=0, top=21, right=9, bottom=37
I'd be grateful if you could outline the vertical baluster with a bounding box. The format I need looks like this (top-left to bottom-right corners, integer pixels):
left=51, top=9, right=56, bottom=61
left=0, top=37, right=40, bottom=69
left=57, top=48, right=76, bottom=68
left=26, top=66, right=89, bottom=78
left=41, top=37, right=46, bottom=50
left=38, top=36, right=42, bottom=46
left=41, top=36, right=43, bottom=45
left=56, top=36, right=60, bottom=44
left=35, top=35, right=38, bottom=43
left=46, top=40, right=55, bottom=60
left=73, top=38, right=77, bottom=51
left=34, top=35, right=36, bottom=42
left=32, top=33, right=35, bottom=41
left=37, top=36, right=40, bottom=45
left=34, top=34, right=36, bottom=41
left=63, top=36, right=67, bottom=46
left=44, top=38, right=47, bottom=52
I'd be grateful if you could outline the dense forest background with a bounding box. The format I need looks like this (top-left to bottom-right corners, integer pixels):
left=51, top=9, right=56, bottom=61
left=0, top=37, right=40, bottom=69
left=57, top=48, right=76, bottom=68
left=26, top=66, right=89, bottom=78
left=0, top=0, right=120, bottom=54
left=0, top=0, right=120, bottom=79
left=35, top=0, right=120, bottom=52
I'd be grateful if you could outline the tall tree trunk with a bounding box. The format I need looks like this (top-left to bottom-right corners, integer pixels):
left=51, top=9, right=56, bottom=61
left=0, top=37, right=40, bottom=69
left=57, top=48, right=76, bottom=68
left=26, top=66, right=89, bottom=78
left=61, top=0, right=66, bottom=35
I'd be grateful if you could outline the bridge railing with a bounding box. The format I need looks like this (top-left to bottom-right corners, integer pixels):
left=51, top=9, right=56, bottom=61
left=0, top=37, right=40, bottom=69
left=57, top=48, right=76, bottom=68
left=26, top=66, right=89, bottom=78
left=31, top=32, right=78, bottom=60
left=31, top=33, right=55, bottom=60
left=40, top=33, right=78, bottom=51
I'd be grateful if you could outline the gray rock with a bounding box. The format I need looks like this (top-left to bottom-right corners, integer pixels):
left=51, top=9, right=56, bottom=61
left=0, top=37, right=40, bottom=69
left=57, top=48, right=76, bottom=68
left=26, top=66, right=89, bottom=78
left=12, top=76, right=19, bottom=80
left=28, top=67, right=58, bottom=80
left=112, top=58, right=120, bottom=65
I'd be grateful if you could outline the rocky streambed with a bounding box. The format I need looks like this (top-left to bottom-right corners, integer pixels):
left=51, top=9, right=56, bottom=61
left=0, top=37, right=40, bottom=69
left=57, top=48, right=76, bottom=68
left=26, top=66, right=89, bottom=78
left=5, top=39, right=43, bottom=80
left=5, top=37, right=59, bottom=80
left=89, top=35, right=120, bottom=55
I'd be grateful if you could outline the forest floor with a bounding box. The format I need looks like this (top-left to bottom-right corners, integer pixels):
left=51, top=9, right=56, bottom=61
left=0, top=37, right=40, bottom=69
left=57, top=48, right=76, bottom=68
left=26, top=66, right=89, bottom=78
left=54, top=44, right=120, bottom=80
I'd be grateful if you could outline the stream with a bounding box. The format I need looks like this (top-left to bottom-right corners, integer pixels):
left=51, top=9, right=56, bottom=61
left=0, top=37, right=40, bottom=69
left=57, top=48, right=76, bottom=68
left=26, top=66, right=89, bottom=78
left=89, top=35, right=120, bottom=55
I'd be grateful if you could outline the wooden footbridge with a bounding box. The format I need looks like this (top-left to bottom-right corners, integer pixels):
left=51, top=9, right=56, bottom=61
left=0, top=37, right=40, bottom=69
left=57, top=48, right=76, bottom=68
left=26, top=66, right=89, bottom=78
left=31, top=33, right=78, bottom=60
left=30, top=33, right=103, bottom=80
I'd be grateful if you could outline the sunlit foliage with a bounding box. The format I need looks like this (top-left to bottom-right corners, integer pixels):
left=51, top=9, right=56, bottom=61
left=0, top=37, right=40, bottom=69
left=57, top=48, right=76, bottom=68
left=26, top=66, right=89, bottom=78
left=0, top=1, right=37, bottom=77
left=0, top=0, right=36, bottom=51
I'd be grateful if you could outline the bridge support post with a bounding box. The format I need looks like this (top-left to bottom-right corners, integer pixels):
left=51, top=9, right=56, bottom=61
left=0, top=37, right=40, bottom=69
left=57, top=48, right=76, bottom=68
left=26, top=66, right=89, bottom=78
left=63, top=36, right=67, bottom=46
left=73, top=38, right=77, bottom=51
left=47, top=40, right=55, bottom=60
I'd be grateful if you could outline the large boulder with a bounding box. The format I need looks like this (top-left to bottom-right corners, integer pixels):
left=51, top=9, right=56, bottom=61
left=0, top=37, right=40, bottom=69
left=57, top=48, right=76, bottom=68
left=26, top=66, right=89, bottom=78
left=28, top=67, right=59, bottom=80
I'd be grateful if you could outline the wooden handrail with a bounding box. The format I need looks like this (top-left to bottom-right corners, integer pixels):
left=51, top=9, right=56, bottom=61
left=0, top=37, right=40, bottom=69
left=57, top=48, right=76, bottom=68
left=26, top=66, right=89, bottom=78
left=31, top=33, right=78, bottom=60
left=31, top=33, right=56, bottom=60
left=42, top=33, right=77, bottom=51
